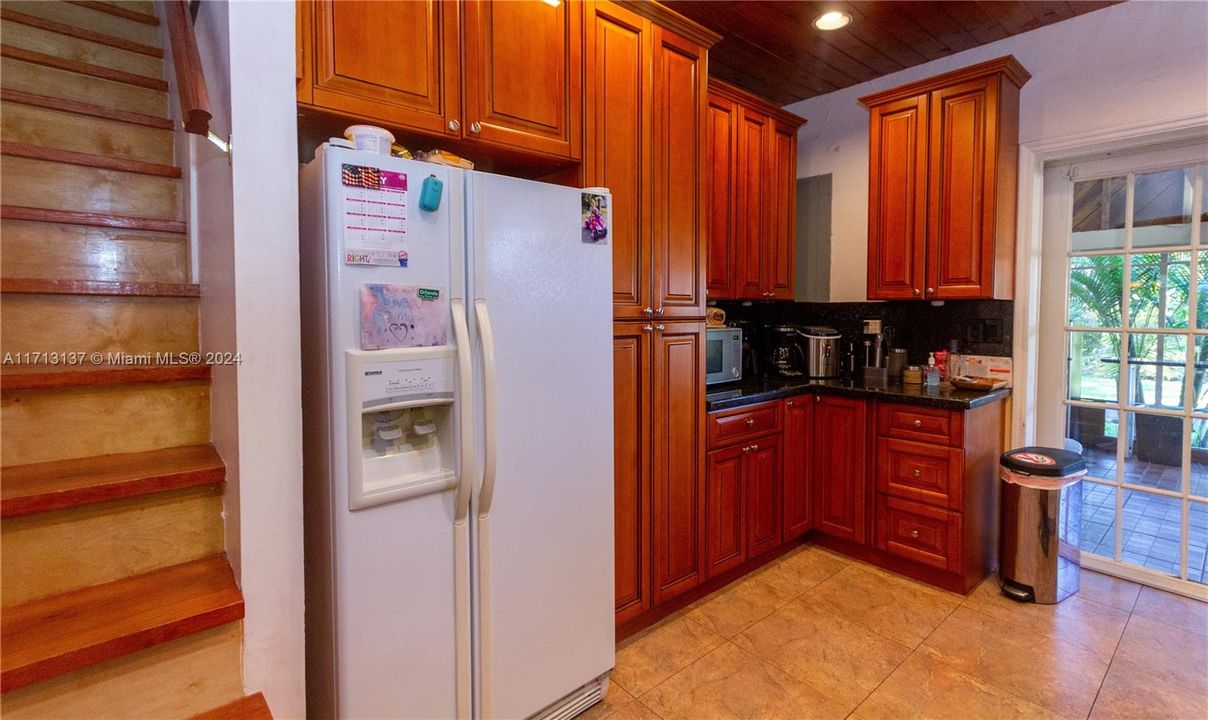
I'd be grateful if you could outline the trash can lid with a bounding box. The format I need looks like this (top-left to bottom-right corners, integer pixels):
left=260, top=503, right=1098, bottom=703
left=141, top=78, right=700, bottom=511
left=1000, top=446, right=1086, bottom=477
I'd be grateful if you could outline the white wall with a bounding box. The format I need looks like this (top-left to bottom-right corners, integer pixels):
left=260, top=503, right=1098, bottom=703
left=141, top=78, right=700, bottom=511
left=785, top=0, right=1208, bottom=302
left=193, top=1, right=306, bottom=717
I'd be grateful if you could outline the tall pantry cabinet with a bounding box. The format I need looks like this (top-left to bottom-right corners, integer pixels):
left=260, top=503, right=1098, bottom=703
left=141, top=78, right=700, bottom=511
left=587, top=0, right=717, bottom=629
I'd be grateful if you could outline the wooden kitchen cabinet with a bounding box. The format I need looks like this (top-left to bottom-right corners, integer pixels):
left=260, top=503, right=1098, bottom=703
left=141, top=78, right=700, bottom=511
left=781, top=395, right=813, bottom=540
left=745, top=437, right=783, bottom=556
left=704, top=445, right=745, bottom=577
left=305, top=0, right=462, bottom=138
left=587, top=2, right=715, bottom=320
left=299, top=0, right=582, bottom=161
left=706, top=80, right=805, bottom=301
left=650, top=321, right=707, bottom=605
left=812, top=394, right=869, bottom=544
left=612, top=322, right=651, bottom=625
left=861, top=56, right=1029, bottom=301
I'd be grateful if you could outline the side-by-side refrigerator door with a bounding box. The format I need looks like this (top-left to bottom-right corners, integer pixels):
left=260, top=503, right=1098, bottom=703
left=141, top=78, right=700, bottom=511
left=317, top=145, right=474, bottom=720
left=467, top=173, right=615, bottom=719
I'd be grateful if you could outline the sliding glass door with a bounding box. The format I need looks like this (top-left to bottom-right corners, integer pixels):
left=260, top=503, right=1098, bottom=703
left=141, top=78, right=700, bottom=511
left=1038, top=141, right=1208, bottom=596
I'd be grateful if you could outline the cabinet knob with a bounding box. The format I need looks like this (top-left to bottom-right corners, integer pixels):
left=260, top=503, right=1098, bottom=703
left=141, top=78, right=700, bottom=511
left=470, top=121, right=482, bottom=134
left=913, top=419, right=922, bottom=427
left=910, top=529, right=920, bottom=539
left=655, top=306, right=665, bottom=316
left=786, top=400, right=794, bottom=407
left=814, top=395, right=820, bottom=402
left=742, top=445, right=750, bottom=453
left=750, top=444, right=759, bottom=451
left=927, top=287, right=935, bottom=294
left=912, top=468, right=921, bottom=478
left=642, top=307, right=654, bottom=316
left=448, top=119, right=460, bottom=132
left=655, top=324, right=665, bottom=332
left=642, top=324, right=653, bottom=332
left=912, top=288, right=920, bottom=296
left=746, top=418, right=756, bottom=426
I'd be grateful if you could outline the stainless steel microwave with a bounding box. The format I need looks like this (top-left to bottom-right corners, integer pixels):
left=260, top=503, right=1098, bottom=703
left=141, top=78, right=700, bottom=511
left=705, top=327, right=742, bottom=385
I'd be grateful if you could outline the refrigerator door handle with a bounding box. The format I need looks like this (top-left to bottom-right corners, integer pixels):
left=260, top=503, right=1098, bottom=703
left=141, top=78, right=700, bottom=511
left=451, top=299, right=475, bottom=524
left=474, top=298, right=499, bottom=518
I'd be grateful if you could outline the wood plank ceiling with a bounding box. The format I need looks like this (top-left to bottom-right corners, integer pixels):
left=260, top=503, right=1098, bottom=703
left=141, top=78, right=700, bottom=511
left=663, top=1, right=1120, bottom=105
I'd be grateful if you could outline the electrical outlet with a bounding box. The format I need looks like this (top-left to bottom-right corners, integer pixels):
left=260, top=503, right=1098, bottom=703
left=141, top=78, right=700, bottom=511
left=862, top=319, right=882, bottom=334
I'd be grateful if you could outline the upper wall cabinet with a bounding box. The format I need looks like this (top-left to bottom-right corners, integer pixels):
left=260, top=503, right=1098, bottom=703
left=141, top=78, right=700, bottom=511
left=706, top=80, right=805, bottom=302
left=861, top=56, right=1030, bottom=301
left=299, top=0, right=583, bottom=161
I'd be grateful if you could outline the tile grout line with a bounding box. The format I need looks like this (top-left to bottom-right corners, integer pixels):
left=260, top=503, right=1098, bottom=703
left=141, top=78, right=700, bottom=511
left=1086, top=612, right=1135, bottom=718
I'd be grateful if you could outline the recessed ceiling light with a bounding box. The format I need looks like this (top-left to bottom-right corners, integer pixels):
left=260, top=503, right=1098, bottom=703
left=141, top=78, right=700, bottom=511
left=813, top=11, right=852, bottom=31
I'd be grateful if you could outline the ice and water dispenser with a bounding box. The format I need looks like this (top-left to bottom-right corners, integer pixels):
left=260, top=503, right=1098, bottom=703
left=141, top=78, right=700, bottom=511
left=345, top=346, right=457, bottom=510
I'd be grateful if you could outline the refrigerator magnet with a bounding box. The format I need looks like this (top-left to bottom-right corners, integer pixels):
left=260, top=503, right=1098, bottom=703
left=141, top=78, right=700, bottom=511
left=581, top=191, right=608, bottom=245
left=419, top=174, right=443, bottom=212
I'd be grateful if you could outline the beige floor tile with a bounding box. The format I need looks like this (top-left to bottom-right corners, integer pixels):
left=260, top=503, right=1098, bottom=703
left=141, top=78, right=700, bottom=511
left=1109, top=614, right=1208, bottom=695
left=800, top=564, right=961, bottom=648
left=734, top=598, right=911, bottom=711
left=919, top=605, right=1110, bottom=718
left=578, top=683, right=634, bottom=720
left=1076, top=569, right=1142, bottom=612
left=612, top=614, right=725, bottom=697
left=604, top=699, right=663, bottom=720
left=1131, top=585, right=1208, bottom=636
left=1090, top=663, right=1208, bottom=720
left=684, top=576, right=796, bottom=638
left=751, top=545, right=848, bottom=598
left=640, top=642, right=849, bottom=720
left=961, top=573, right=1130, bottom=658
left=854, top=652, right=1061, bottom=720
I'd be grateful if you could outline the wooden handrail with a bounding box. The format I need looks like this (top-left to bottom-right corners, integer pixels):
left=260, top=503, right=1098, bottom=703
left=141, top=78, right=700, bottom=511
left=161, top=0, right=211, bottom=136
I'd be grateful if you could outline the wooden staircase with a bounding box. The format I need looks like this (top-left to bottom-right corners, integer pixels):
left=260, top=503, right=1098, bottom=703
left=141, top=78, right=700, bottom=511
left=0, top=2, right=268, bottom=717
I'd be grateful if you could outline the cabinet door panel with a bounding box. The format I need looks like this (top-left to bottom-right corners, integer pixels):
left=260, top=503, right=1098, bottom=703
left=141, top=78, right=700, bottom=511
left=463, top=0, right=582, bottom=159
left=705, top=95, right=738, bottom=299
left=813, top=395, right=868, bottom=543
left=613, top=322, right=652, bottom=624
left=735, top=106, right=769, bottom=299
left=651, top=322, right=706, bottom=603
left=782, top=396, right=812, bottom=539
left=311, top=0, right=460, bottom=136
left=651, top=27, right=706, bottom=318
left=586, top=1, right=652, bottom=318
left=928, top=78, right=996, bottom=299
left=746, top=436, right=782, bottom=557
left=867, top=95, right=927, bottom=300
left=705, top=446, right=745, bottom=578
left=768, top=122, right=796, bottom=300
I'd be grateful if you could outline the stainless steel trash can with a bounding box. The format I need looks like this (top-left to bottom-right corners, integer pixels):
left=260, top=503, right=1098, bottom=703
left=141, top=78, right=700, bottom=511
left=999, top=447, right=1087, bottom=604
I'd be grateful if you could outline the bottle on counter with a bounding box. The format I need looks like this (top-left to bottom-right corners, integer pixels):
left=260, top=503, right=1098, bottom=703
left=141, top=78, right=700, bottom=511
left=925, top=353, right=941, bottom=387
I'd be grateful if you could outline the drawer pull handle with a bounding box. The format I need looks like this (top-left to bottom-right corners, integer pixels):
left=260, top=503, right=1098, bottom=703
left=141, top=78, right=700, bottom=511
left=912, top=469, right=921, bottom=478
left=910, top=529, right=920, bottom=538
left=912, top=419, right=922, bottom=427
left=746, top=418, right=756, bottom=426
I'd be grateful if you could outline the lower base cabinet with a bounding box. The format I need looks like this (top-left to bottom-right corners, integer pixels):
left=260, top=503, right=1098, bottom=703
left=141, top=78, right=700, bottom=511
left=812, top=395, right=869, bottom=544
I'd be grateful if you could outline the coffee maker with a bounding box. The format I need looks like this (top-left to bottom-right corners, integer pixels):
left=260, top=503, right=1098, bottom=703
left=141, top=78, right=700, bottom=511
left=767, top=325, right=807, bottom=378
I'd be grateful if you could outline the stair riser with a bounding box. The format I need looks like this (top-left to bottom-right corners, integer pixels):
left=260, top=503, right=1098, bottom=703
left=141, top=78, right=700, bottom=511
left=1, top=19, right=163, bottom=78
left=4, top=1, right=160, bottom=46
left=1, top=622, right=243, bottom=720
left=1, top=103, right=173, bottom=165
left=2, top=156, right=180, bottom=220
left=1, top=57, right=166, bottom=117
left=1, top=380, right=209, bottom=465
left=0, top=294, right=199, bottom=358
left=1, top=219, right=188, bottom=284
left=2, top=485, right=224, bottom=606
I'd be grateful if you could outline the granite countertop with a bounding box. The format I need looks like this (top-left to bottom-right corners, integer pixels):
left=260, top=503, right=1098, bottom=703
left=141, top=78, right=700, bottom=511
left=706, top=375, right=1011, bottom=412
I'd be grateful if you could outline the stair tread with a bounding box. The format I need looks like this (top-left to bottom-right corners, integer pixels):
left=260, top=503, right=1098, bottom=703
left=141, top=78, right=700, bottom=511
left=1, top=362, right=210, bottom=392
left=1, top=443, right=222, bottom=517
left=0, top=88, right=172, bottom=129
left=1, top=205, right=186, bottom=233
left=70, top=0, right=160, bottom=26
left=0, top=7, right=163, bottom=58
left=1, top=555, right=244, bottom=692
left=1, top=44, right=167, bottom=91
left=1, top=140, right=180, bottom=178
left=1, top=277, right=199, bottom=297
left=191, top=693, right=274, bottom=720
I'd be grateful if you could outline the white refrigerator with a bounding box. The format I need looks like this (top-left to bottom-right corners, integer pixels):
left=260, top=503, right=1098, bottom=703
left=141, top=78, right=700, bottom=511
left=300, top=143, right=615, bottom=720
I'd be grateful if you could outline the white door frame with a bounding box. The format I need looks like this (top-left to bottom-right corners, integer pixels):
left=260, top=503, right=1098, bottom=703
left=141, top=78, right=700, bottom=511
left=1013, top=113, right=1208, bottom=599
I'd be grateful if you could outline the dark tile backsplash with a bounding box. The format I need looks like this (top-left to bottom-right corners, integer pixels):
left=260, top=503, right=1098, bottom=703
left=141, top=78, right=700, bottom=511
left=715, top=299, right=1014, bottom=366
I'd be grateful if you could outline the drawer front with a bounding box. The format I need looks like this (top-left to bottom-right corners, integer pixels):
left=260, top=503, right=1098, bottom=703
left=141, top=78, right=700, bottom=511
left=878, top=402, right=962, bottom=446
left=877, top=438, right=963, bottom=510
left=876, top=495, right=961, bottom=572
left=708, top=401, right=783, bottom=449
